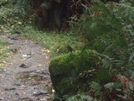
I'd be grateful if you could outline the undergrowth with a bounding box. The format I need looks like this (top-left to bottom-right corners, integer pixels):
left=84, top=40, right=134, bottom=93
left=20, top=26, right=83, bottom=57
left=0, top=38, right=10, bottom=69
left=69, top=0, right=134, bottom=100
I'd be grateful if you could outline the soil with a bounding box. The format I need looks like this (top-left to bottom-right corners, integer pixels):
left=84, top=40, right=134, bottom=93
left=0, top=34, right=53, bottom=101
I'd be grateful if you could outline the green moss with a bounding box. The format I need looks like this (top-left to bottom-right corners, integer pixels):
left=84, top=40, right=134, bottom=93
left=49, top=50, right=102, bottom=99
left=56, top=44, right=70, bottom=54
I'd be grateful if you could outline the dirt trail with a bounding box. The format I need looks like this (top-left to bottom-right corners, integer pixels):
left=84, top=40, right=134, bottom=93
left=0, top=34, right=53, bottom=101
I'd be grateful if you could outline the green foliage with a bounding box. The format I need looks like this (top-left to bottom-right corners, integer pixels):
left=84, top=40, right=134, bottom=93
left=0, top=38, right=9, bottom=57
left=0, top=0, right=31, bottom=32
left=10, top=0, right=31, bottom=13
left=21, top=26, right=82, bottom=56
left=0, top=38, right=10, bottom=68
left=0, top=0, right=9, bottom=8
left=74, top=0, right=133, bottom=75
left=70, top=0, right=134, bottom=100
left=0, top=38, right=7, bottom=46
left=66, top=94, right=95, bottom=101
left=49, top=50, right=102, bottom=100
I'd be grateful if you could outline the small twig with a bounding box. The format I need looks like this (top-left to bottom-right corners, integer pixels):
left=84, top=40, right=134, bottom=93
left=95, top=51, right=112, bottom=61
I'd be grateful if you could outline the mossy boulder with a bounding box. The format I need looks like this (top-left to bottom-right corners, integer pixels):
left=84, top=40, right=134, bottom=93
left=49, top=50, right=102, bottom=98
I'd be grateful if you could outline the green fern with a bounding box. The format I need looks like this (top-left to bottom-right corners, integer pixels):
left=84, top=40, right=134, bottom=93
left=71, top=0, right=134, bottom=100
left=66, top=94, right=94, bottom=101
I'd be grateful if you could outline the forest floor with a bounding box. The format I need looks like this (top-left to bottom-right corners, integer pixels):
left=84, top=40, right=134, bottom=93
left=0, top=34, right=53, bottom=101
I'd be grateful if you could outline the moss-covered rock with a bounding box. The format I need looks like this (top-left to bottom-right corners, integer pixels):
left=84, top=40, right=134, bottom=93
left=49, top=50, right=102, bottom=99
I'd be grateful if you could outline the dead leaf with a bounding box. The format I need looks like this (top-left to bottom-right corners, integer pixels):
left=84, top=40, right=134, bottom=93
left=117, top=75, right=130, bottom=91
